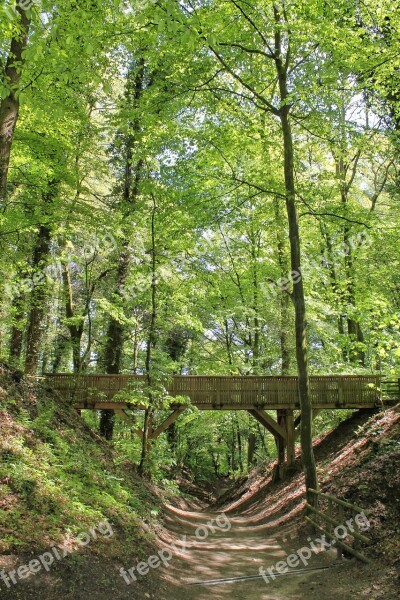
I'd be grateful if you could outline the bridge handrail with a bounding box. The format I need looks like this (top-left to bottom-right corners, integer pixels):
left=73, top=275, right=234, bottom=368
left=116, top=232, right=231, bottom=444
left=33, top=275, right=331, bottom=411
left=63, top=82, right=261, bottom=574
left=44, top=373, right=383, bottom=408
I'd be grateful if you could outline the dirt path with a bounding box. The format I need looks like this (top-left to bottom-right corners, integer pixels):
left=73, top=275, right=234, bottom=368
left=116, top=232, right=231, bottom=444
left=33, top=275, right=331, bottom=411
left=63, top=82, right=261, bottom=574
left=156, top=505, right=365, bottom=600
left=156, top=410, right=400, bottom=600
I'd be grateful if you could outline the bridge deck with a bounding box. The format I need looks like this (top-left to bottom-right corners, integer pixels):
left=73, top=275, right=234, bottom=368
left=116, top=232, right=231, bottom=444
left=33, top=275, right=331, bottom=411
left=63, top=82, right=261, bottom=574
left=46, top=374, right=382, bottom=410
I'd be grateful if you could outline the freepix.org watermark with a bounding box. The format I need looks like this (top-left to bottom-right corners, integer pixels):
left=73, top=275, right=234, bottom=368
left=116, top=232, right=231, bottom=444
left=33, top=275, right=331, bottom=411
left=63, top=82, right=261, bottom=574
left=0, top=520, right=113, bottom=589
left=119, top=513, right=232, bottom=584
left=259, top=511, right=370, bottom=584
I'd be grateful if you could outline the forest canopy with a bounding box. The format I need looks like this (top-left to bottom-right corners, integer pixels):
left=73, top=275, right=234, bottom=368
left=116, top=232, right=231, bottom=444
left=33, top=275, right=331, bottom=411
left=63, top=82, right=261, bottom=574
left=1, top=0, right=399, bottom=479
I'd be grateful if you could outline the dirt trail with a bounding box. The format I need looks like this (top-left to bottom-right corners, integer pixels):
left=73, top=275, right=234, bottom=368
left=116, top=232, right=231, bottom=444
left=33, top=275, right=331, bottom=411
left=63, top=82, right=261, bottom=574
left=157, top=409, right=400, bottom=599
left=157, top=504, right=356, bottom=600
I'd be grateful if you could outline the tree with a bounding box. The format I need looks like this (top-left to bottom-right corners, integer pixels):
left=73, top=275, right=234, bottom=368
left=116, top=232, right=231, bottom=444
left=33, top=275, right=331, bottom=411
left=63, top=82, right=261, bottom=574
left=165, top=0, right=318, bottom=498
left=0, top=2, right=31, bottom=203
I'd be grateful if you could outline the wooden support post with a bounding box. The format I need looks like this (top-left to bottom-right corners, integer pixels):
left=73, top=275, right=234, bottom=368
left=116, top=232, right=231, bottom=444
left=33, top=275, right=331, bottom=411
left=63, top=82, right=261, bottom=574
left=285, top=409, right=295, bottom=467
left=327, top=497, right=333, bottom=544
left=277, top=410, right=286, bottom=476
left=248, top=409, right=287, bottom=480
left=353, top=509, right=362, bottom=553
left=337, top=504, right=344, bottom=559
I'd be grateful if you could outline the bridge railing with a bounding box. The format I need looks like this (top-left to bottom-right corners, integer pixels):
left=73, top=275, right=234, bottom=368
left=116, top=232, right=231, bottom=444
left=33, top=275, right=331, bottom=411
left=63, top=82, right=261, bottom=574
left=305, top=489, right=370, bottom=563
left=381, top=378, right=400, bottom=401
left=45, top=373, right=147, bottom=405
left=45, top=374, right=381, bottom=409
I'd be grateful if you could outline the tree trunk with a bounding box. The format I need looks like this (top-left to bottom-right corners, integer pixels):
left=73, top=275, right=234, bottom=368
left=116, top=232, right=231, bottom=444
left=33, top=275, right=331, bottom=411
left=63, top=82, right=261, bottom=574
left=9, top=292, right=26, bottom=368
left=247, top=433, right=257, bottom=467
left=224, top=318, right=234, bottom=370
left=274, top=6, right=318, bottom=503
left=274, top=196, right=291, bottom=374
left=139, top=196, right=157, bottom=476
left=280, top=107, right=317, bottom=501
left=99, top=410, right=115, bottom=441
left=99, top=57, right=146, bottom=440
left=249, top=226, right=261, bottom=371
left=24, top=223, right=52, bottom=375
left=235, top=415, right=243, bottom=472
left=99, top=246, right=130, bottom=439
left=320, top=225, right=347, bottom=338
left=334, top=103, right=365, bottom=366
left=62, top=264, right=85, bottom=373
left=343, top=237, right=365, bottom=365
left=51, top=335, right=69, bottom=372
left=0, top=6, right=31, bottom=203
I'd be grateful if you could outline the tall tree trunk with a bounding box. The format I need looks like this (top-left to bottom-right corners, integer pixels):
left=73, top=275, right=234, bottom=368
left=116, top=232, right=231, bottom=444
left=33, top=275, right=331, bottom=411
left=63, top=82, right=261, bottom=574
left=343, top=239, right=365, bottom=366
left=24, top=223, right=52, bottom=374
left=320, top=224, right=347, bottom=337
left=0, top=5, right=31, bottom=203
left=236, top=416, right=243, bottom=472
left=51, top=334, right=69, bottom=372
left=9, top=292, right=26, bottom=368
left=132, top=317, right=141, bottom=374
left=100, top=246, right=130, bottom=440
left=274, top=6, right=318, bottom=503
left=139, top=196, right=157, bottom=476
left=62, top=264, right=85, bottom=373
left=280, top=107, right=317, bottom=501
left=224, top=318, right=234, bottom=371
left=99, top=57, right=146, bottom=440
left=249, top=226, right=261, bottom=371
left=334, top=99, right=365, bottom=366
left=274, top=196, right=291, bottom=374
left=24, top=183, right=58, bottom=375
left=24, top=179, right=58, bottom=375
left=247, top=433, right=257, bottom=467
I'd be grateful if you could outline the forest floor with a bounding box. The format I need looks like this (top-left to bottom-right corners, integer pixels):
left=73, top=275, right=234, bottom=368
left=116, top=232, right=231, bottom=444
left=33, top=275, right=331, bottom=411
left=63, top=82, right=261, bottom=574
left=0, top=364, right=162, bottom=600
left=158, top=406, right=400, bottom=600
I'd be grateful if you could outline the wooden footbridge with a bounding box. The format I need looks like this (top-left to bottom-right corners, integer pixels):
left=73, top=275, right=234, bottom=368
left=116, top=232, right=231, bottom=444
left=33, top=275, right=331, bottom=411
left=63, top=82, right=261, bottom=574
left=46, top=374, right=397, bottom=473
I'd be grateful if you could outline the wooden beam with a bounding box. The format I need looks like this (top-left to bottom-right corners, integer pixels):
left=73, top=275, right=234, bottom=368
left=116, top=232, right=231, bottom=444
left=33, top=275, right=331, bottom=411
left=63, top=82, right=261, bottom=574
left=74, top=400, right=379, bottom=411
left=276, top=410, right=286, bottom=466
left=150, top=409, right=186, bottom=440
left=248, top=409, right=287, bottom=441
left=285, top=410, right=295, bottom=467
left=304, top=516, right=370, bottom=564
